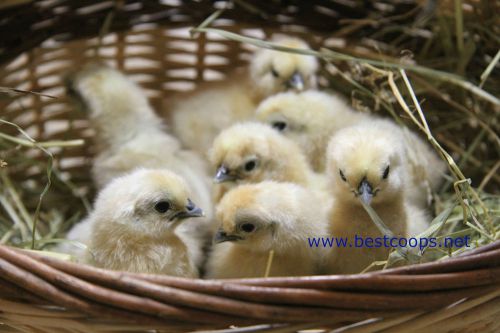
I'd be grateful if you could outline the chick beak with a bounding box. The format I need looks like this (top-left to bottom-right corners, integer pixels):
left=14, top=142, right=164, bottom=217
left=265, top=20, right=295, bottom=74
left=173, top=199, right=204, bottom=220
left=214, top=166, right=235, bottom=183
left=213, top=229, right=242, bottom=243
left=358, top=179, right=374, bottom=205
left=287, top=71, right=304, bottom=91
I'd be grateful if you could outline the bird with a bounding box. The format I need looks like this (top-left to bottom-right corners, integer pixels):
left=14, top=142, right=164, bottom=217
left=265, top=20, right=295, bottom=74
left=166, top=36, right=319, bottom=155
left=59, top=169, right=205, bottom=277
left=255, top=90, right=370, bottom=172
left=205, top=181, right=329, bottom=279
left=65, top=64, right=216, bottom=239
left=324, top=121, right=412, bottom=274
left=208, top=122, right=328, bottom=203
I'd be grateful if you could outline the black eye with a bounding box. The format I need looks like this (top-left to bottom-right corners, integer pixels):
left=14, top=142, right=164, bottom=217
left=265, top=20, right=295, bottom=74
left=154, top=201, right=170, bottom=213
left=271, top=121, right=287, bottom=131
left=241, top=223, right=255, bottom=233
left=382, top=166, right=390, bottom=179
left=271, top=68, right=279, bottom=78
left=339, top=169, right=347, bottom=182
left=244, top=160, right=257, bottom=172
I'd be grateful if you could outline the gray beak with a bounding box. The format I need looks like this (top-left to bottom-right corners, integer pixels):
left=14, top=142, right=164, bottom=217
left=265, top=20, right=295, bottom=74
left=214, top=166, right=235, bottom=183
left=172, top=199, right=204, bottom=220
left=358, top=179, right=374, bottom=205
left=287, top=71, right=304, bottom=91
left=213, top=229, right=242, bottom=244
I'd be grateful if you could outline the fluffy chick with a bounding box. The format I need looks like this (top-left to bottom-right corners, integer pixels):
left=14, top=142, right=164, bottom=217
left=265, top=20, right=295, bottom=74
left=66, top=64, right=215, bottom=237
left=61, top=169, right=204, bottom=277
left=205, top=181, right=329, bottom=278
left=168, top=36, right=319, bottom=155
left=209, top=122, right=327, bottom=202
left=255, top=90, right=370, bottom=172
left=324, top=122, right=410, bottom=274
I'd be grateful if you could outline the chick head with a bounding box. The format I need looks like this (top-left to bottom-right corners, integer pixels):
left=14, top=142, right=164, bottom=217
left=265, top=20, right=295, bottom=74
left=326, top=123, right=406, bottom=206
left=94, top=169, right=204, bottom=236
left=209, top=122, right=309, bottom=186
left=255, top=90, right=335, bottom=142
left=249, top=36, right=318, bottom=98
left=213, top=181, right=309, bottom=251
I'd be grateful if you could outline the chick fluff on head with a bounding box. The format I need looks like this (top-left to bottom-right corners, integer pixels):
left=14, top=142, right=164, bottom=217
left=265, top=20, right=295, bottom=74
left=66, top=64, right=215, bottom=239
left=168, top=36, right=319, bottom=155
left=209, top=122, right=328, bottom=203
left=255, top=90, right=370, bottom=172
left=205, top=181, right=329, bottom=279
left=63, top=169, right=205, bottom=277
left=324, top=121, right=410, bottom=274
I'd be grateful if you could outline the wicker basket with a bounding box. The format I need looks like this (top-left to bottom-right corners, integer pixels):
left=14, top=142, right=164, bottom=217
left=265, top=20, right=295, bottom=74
left=0, top=1, right=499, bottom=332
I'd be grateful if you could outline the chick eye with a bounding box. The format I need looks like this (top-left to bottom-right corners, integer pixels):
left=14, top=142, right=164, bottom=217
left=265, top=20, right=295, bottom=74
left=271, top=121, right=287, bottom=131
left=382, top=166, right=390, bottom=179
left=339, top=169, right=347, bottom=182
left=244, top=160, right=257, bottom=172
left=271, top=68, right=280, bottom=78
left=154, top=201, right=171, bottom=213
left=240, top=223, right=255, bottom=233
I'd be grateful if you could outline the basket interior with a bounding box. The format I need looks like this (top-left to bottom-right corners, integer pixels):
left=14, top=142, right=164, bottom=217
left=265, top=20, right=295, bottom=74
left=0, top=1, right=497, bottom=244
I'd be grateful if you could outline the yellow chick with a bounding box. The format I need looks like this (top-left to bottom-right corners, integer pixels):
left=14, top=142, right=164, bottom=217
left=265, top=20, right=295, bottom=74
left=205, top=181, right=329, bottom=279
left=324, top=122, right=410, bottom=274
left=62, top=169, right=204, bottom=277
left=168, top=36, right=319, bottom=155
left=255, top=90, right=370, bottom=172
left=208, top=122, right=327, bottom=202
left=66, top=64, right=215, bottom=238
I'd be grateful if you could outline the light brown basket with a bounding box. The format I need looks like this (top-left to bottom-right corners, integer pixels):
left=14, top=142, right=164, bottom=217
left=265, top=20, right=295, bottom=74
left=0, top=1, right=499, bottom=332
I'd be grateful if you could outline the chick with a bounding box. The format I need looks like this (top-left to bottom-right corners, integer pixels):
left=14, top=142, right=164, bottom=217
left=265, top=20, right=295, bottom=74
left=208, top=122, right=327, bottom=202
left=324, top=122, right=410, bottom=274
left=167, top=36, right=319, bottom=155
left=205, top=181, right=329, bottom=279
left=255, top=90, right=370, bottom=172
left=61, top=169, right=204, bottom=277
left=66, top=64, right=215, bottom=238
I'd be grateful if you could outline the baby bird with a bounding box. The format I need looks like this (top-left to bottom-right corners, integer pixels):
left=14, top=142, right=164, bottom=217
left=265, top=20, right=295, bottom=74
left=324, top=122, right=410, bottom=274
left=66, top=64, right=215, bottom=238
left=61, top=169, right=204, bottom=277
left=209, top=122, right=327, bottom=202
left=168, top=36, right=319, bottom=155
left=205, top=181, right=329, bottom=279
left=255, top=90, right=370, bottom=172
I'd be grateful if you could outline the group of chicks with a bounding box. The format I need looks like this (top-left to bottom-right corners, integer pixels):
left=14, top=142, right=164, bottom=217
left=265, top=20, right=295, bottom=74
left=58, top=36, right=446, bottom=278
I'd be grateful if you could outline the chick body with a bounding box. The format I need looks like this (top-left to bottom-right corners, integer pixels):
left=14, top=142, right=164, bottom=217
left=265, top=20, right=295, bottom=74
left=209, top=122, right=328, bottom=203
left=62, top=169, right=204, bottom=277
left=67, top=65, right=215, bottom=238
left=205, top=181, right=328, bottom=279
left=325, top=122, right=410, bottom=274
left=168, top=36, right=318, bottom=155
